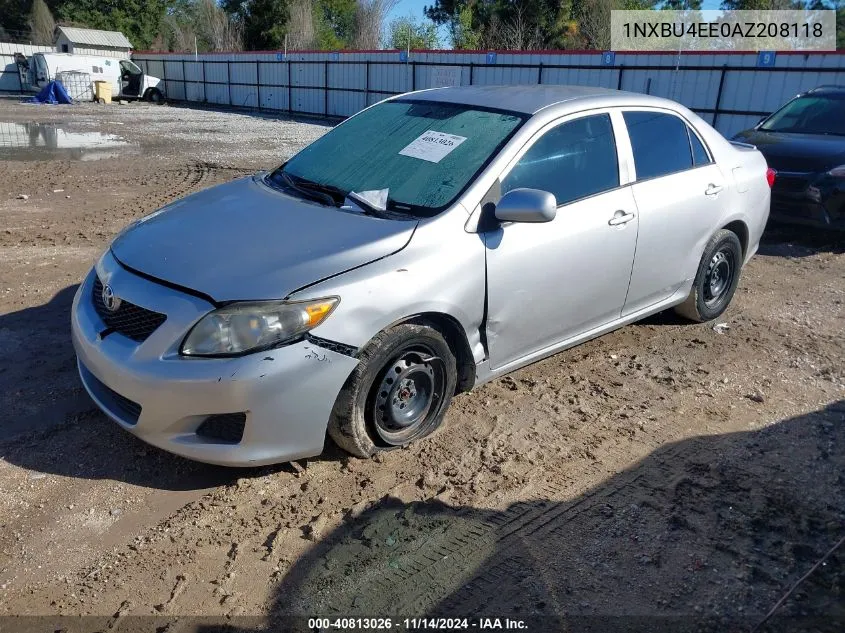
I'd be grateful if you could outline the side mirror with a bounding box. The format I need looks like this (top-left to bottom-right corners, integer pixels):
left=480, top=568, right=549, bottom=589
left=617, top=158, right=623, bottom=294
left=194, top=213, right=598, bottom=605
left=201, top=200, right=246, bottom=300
left=494, top=188, right=557, bottom=223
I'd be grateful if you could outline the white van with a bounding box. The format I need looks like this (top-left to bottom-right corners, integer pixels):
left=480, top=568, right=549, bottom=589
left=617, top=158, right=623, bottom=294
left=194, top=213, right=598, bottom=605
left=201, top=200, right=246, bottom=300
left=28, top=53, right=165, bottom=102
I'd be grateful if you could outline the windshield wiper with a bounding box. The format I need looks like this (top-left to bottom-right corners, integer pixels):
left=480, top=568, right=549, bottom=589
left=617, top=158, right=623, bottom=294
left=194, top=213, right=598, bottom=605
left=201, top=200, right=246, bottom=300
left=288, top=173, right=347, bottom=204
left=272, top=169, right=419, bottom=218
left=387, top=199, right=431, bottom=217
left=274, top=171, right=336, bottom=206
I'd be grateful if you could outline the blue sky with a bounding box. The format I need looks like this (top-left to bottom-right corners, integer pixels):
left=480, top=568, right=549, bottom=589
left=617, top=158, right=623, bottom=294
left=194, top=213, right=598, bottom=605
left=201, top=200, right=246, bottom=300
left=386, top=0, right=431, bottom=24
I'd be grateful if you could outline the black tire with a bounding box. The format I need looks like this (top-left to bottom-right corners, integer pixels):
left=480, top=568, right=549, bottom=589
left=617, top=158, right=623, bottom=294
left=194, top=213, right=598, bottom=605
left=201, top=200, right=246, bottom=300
left=145, top=88, right=163, bottom=104
left=675, top=229, right=743, bottom=322
left=328, top=323, right=457, bottom=458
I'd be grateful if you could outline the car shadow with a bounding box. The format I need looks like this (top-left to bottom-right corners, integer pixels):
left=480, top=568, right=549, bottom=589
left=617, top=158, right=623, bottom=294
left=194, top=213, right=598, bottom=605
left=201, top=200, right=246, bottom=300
left=635, top=309, right=690, bottom=327
left=202, top=400, right=844, bottom=633
left=0, top=284, right=243, bottom=491
left=758, top=223, right=845, bottom=258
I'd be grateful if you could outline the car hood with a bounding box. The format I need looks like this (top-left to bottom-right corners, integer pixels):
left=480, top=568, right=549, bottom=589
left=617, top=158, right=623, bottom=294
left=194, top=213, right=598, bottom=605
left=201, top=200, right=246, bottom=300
left=111, top=175, right=416, bottom=302
left=733, top=129, right=845, bottom=172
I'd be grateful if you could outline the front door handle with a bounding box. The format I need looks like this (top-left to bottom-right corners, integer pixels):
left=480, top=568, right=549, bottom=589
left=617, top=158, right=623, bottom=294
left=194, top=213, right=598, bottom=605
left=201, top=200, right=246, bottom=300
left=705, top=183, right=724, bottom=196
left=608, top=210, right=636, bottom=226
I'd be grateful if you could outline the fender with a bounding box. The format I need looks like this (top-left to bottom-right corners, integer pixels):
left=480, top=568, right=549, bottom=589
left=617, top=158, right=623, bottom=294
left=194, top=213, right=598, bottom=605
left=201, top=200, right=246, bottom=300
left=288, top=205, right=488, bottom=367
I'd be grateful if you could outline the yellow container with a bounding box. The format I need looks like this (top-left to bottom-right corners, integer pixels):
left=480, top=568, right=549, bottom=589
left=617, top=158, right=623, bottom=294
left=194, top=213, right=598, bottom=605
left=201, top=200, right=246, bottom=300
left=94, top=80, right=112, bottom=104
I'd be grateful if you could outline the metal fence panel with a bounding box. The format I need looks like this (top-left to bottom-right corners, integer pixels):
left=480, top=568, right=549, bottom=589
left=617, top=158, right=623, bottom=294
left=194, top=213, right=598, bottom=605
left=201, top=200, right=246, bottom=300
left=231, top=84, right=258, bottom=108
left=127, top=50, right=845, bottom=137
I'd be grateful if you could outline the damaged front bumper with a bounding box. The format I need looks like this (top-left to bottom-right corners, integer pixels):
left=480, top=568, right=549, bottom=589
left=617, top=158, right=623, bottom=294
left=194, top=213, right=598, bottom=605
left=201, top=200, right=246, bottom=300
left=71, top=253, right=359, bottom=467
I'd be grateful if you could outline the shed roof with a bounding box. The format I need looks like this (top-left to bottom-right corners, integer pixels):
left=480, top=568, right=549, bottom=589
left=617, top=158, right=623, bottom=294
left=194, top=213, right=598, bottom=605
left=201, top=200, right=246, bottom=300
left=55, top=26, right=133, bottom=49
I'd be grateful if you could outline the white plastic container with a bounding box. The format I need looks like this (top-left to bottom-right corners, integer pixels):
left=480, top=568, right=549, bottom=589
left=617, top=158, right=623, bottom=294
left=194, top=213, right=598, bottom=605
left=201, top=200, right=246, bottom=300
left=56, top=70, right=93, bottom=102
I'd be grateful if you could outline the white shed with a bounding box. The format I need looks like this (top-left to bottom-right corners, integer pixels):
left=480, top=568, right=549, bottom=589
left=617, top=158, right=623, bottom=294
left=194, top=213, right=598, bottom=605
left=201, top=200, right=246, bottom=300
left=54, top=26, right=132, bottom=59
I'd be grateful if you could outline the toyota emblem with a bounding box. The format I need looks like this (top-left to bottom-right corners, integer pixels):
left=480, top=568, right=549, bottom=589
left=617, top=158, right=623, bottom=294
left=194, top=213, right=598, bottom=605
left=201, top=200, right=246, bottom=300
left=101, top=283, right=122, bottom=312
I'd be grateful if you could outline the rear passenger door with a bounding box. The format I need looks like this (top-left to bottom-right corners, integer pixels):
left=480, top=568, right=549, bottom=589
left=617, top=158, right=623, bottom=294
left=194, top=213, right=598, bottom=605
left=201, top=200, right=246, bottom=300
left=620, top=110, right=725, bottom=316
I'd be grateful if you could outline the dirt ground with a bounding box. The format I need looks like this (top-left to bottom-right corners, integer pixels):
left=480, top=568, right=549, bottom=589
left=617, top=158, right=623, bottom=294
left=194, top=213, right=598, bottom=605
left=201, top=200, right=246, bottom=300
left=0, top=98, right=842, bottom=632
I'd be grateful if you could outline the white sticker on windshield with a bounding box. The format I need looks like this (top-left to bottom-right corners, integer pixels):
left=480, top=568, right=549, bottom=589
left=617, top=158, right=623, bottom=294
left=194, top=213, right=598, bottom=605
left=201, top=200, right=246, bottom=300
left=399, top=130, right=467, bottom=164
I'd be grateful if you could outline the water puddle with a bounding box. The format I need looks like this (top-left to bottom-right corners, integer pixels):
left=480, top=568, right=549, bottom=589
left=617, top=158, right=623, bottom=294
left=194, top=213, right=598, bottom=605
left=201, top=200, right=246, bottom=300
left=0, top=122, right=139, bottom=161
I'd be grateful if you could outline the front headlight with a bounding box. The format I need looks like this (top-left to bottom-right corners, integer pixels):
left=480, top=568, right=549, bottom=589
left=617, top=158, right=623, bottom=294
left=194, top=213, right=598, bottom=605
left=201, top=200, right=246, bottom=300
left=181, top=297, right=339, bottom=357
left=828, top=165, right=845, bottom=178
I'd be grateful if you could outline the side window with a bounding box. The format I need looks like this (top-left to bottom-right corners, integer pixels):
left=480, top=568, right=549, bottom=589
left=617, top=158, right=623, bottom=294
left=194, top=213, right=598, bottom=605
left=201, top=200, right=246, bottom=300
left=121, top=60, right=142, bottom=75
left=688, top=126, right=711, bottom=166
left=34, top=55, right=47, bottom=77
left=502, top=114, right=619, bottom=206
left=623, top=111, right=693, bottom=180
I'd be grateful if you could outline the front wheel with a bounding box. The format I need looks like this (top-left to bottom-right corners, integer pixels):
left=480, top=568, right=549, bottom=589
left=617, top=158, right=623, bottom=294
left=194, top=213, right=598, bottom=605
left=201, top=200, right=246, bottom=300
left=145, top=88, right=163, bottom=104
left=328, top=323, right=457, bottom=458
left=675, top=229, right=743, bottom=322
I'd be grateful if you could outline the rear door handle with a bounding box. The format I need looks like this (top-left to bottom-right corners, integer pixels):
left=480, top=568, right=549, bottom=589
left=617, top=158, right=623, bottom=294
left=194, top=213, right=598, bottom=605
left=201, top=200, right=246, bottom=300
left=608, top=210, right=636, bottom=226
left=705, top=183, right=724, bottom=196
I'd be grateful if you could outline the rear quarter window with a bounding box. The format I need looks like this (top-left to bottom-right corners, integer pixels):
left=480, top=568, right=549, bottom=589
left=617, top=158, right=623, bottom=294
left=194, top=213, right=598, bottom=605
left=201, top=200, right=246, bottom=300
left=688, top=126, right=712, bottom=166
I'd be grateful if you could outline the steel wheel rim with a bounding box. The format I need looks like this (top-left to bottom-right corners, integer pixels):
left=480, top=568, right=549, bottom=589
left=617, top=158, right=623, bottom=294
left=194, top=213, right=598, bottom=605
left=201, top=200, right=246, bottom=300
left=372, top=347, right=444, bottom=445
left=704, top=248, right=734, bottom=307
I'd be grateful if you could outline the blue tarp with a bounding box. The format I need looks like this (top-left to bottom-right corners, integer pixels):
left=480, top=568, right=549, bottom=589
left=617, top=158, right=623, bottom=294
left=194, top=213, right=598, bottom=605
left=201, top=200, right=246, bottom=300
left=28, top=80, right=73, bottom=105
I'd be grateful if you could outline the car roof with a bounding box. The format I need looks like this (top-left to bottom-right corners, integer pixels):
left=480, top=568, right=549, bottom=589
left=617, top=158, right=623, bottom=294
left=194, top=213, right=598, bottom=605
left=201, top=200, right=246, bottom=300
left=402, top=84, right=677, bottom=115
left=807, top=85, right=845, bottom=96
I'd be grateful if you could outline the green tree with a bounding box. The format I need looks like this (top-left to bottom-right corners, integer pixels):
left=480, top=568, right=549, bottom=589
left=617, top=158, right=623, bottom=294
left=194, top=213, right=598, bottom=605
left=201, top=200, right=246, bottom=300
left=0, top=0, right=37, bottom=40
left=720, top=0, right=804, bottom=8
left=839, top=1, right=844, bottom=49
left=661, top=0, right=702, bottom=8
left=388, top=16, right=440, bottom=49
left=57, top=0, right=168, bottom=49
left=223, top=0, right=289, bottom=50
left=28, top=0, right=55, bottom=44
left=452, top=4, right=481, bottom=48
left=425, top=0, right=662, bottom=49
left=221, top=0, right=359, bottom=51
left=426, top=1, right=477, bottom=48
left=314, top=0, right=356, bottom=49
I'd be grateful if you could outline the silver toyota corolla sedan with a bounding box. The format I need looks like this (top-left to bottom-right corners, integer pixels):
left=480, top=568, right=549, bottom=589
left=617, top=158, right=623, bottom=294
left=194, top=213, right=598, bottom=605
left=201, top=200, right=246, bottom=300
left=72, top=85, right=773, bottom=466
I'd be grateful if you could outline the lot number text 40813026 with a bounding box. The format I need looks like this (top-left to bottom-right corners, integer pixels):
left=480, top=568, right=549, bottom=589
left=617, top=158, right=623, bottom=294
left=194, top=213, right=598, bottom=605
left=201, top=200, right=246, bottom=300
left=307, top=617, right=529, bottom=630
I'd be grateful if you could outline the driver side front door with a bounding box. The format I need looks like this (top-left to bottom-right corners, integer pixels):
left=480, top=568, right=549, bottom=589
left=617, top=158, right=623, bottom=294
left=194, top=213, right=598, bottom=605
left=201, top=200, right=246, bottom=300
left=483, top=111, right=638, bottom=370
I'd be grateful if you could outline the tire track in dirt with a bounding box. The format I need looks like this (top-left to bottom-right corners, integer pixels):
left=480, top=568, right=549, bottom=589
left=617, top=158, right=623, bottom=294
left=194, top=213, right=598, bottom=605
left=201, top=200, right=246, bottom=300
left=267, top=402, right=843, bottom=622
left=3, top=159, right=249, bottom=250
left=433, top=406, right=845, bottom=619
left=95, top=161, right=215, bottom=223
left=20, top=308, right=838, bottom=618
left=4, top=281, right=840, bottom=618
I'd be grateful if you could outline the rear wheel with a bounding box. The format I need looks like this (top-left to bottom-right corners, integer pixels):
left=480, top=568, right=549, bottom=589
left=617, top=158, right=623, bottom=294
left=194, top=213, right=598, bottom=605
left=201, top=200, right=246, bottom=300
left=328, top=323, right=457, bottom=458
left=675, top=229, right=743, bottom=322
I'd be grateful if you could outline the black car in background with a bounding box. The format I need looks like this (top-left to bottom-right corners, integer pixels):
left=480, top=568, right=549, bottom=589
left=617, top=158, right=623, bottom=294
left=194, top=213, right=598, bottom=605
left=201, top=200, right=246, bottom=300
left=733, top=86, right=845, bottom=231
